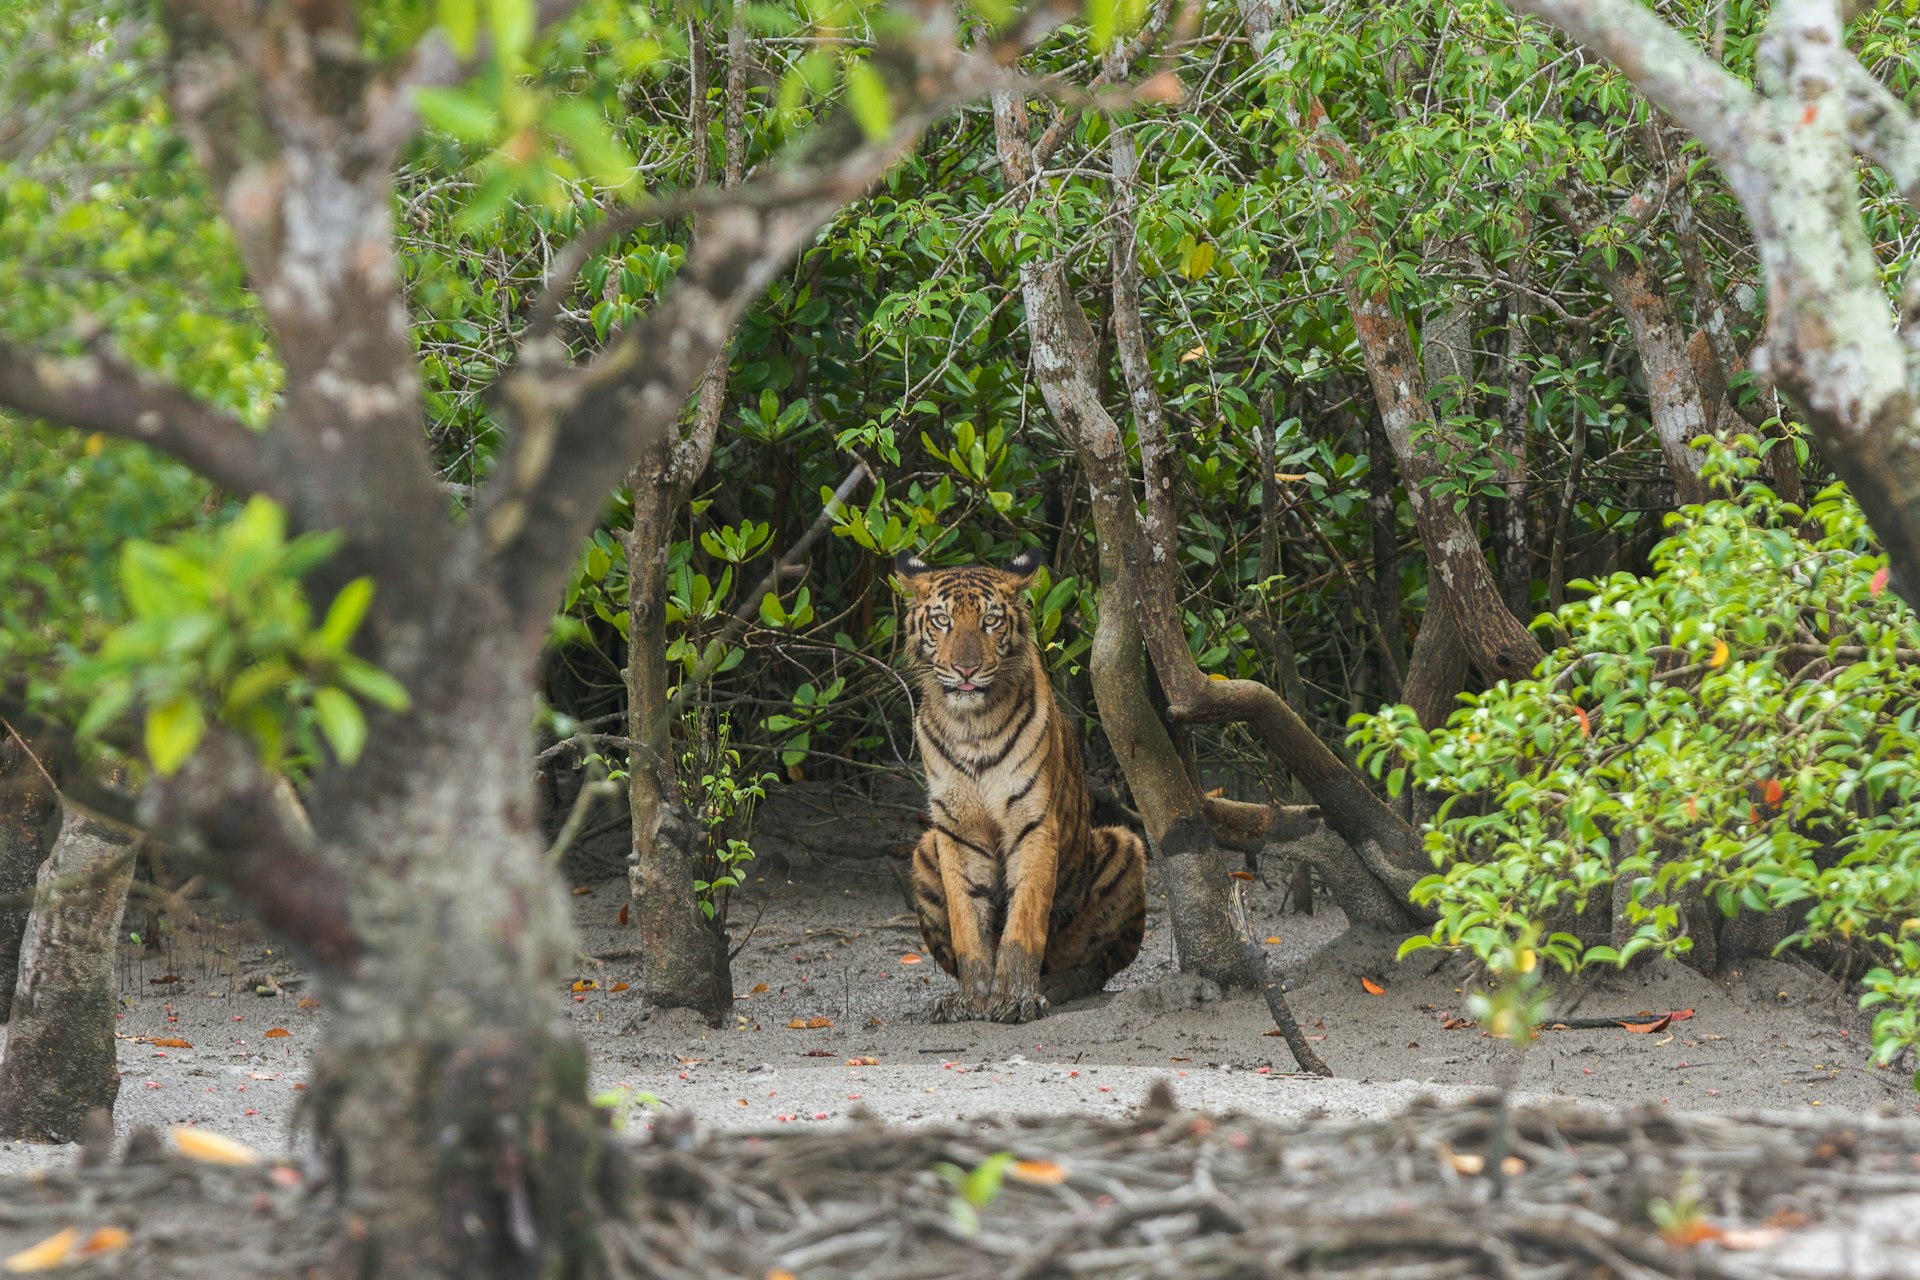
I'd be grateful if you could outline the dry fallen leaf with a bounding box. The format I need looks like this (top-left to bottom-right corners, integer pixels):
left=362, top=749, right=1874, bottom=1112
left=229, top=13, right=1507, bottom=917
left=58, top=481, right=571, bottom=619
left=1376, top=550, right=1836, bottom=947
left=263, top=1027, right=291, bottom=1038
left=806, top=1017, right=832, bottom=1029
left=73, top=1228, right=129, bottom=1261
left=3, top=1228, right=77, bottom=1273
left=171, top=1126, right=260, bottom=1166
left=1445, top=1151, right=1527, bottom=1177
left=1007, top=1158, right=1069, bottom=1186
left=609, top=982, right=630, bottom=993
left=617, top=903, right=629, bottom=927
left=571, top=979, right=598, bottom=993
left=571, top=885, right=591, bottom=896
left=1179, top=344, right=1207, bottom=363
left=1361, top=977, right=1387, bottom=996
left=899, top=954, right=924, bottom=965
left=297, top=996, right=321, bottom=1011
left=149, top=1037, right=193, bottom=1049
left=848, top=1056, right=880, bottom=1066
left=1708, top=639, right=1730, bottom=668
left=1620, top=1015, right=1672, bottom=1034
left=1228, top=870, right=1255, bottom=882
left=1660, top=1220, right=1724, bottom=1248
left=768, top=1271, right=798, bottom=1280
left=1263, top=936, right=1282, bottom=945
left=752, top=983, right=769, bottom=994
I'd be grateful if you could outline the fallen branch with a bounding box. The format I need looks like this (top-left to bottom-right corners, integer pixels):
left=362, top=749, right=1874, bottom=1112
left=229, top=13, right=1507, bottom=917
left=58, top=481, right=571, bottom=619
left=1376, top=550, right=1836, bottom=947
left=1228, top=878, right=1330, bottom=1076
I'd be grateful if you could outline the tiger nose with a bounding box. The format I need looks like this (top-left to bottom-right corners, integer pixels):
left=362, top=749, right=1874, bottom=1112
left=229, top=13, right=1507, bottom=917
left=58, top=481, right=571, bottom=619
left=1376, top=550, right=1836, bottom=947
left=953, top=664, right=979, bottom=678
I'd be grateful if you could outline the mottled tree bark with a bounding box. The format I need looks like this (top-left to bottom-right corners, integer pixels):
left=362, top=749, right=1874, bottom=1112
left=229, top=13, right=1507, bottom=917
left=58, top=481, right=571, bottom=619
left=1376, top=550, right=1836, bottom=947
left=0, top=799, right=136, bottom=1142
left=0, top=735, right=56, bottom=1022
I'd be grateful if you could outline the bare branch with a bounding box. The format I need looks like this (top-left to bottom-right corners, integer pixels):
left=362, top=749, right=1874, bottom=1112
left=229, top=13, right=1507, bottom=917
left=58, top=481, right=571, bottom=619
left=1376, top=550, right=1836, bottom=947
left=1840, top=55, right=1920, bottom=209
left=0, top=337, right=285, bottom=502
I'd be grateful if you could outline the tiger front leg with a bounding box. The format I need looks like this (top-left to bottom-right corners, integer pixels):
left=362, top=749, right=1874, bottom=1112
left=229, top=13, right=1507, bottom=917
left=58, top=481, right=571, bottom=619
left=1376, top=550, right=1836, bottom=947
left=987, top=818, right=1059, bottom=1024
left=927, top=828, right=997, bottom=1023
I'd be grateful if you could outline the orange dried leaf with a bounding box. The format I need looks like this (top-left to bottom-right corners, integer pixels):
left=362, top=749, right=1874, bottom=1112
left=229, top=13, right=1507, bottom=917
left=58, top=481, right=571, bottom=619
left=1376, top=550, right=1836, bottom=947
left=847, top=1056, right=880, bottom=1066
left=1007, top=1158, right=1069, bottom=1186
left=752, top=983, right=770, bottom=994
left=899, top=953, right=924, bottom=965
left=1572, top=706, right=1591, bottom=737
left=1720, top=1226, right=1787, bottom=1251
left=609, top=982, right=629, bottom=993
left=1361, top=977, right=1387, bottom=996
left=1619, top=1016, right=1671, bottom=1034
left=150, top=1037, right=193, bottom=1049
left=73, top=1228, right=129, bottom=1260
left=788, top=1018, right=808, bottom=1029
left=1203, top=786, right=1226, bottom=798
left=1761, top=778, right=1785, bottom=807
left=1228, top=870, right=1255, bottom=881
left=171, top=1126, right=260, bottom=1166
left=298, top=996, right=321, bottom=1010
left=1660, top=1220, right=1724, bottom=1248
left=617, top=903, right=630, bottom=926
left=571, top=979, right=598, bottom=992
left=769, top=1271, right=798, bottom=1280
left=1263, top=936, right=1282, bottom=945
left=571, top=885, right=591, bottom=896
left=1708, top=639, right=1730, bottom=669
left=806, top=1017, right=833, bottom=1029
left=263, top=1027, right=291, bottom=1038
left=3, top=1227, right=77, bottom=1272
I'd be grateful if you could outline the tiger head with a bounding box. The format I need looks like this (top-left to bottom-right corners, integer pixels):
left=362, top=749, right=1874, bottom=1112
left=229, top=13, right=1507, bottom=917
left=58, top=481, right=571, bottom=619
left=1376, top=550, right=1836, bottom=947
left=895, top=549, right=1042, bottom=706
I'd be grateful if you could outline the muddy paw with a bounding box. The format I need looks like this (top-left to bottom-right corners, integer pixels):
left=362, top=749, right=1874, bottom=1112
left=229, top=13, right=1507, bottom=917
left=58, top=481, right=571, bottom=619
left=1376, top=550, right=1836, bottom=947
left=930, top=992, right=987, bottom=1023
left=986, top=992, right=1049, bottom=1024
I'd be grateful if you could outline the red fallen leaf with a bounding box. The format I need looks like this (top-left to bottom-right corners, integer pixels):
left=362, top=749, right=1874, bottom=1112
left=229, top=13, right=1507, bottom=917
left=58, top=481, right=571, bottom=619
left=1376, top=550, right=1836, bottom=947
left=899, top=954, right=924, bottom=965
left=1669, top=1009, right=1695, bottom=1022
left=150, top=1037, right=193, bottom=1049
left=263, top=1027, right=291, bottom=1039
left=617, top=903, right=629, bottom=926
left=1800, top=103, right=1818, bottom=126
left=1761, top=778, right=1785, bottom=807
left=1228, top=870, right=1255, bottom=881
left=1620, top=1015, right=1672, bottom=1034
left=1871, top=565, right=1891, bottom=596
left=1361, top=976, right=1387, bottom=996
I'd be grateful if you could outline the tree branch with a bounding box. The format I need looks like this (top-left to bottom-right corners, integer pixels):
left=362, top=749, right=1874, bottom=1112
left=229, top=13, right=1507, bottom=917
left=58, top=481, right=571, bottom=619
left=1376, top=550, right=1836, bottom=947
left=0, top=338, right=284, bottom=501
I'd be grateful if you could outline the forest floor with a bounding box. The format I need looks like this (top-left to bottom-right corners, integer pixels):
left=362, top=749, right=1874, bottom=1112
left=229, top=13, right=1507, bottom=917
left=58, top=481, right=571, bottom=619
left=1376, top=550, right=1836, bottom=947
left=0, top=780, right=1917, bottom=1276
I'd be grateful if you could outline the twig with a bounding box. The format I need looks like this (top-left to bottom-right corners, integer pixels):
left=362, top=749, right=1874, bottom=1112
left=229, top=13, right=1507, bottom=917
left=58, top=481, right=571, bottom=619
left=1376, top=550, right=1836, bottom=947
left=1227, top=878, right=1330, bottom=1076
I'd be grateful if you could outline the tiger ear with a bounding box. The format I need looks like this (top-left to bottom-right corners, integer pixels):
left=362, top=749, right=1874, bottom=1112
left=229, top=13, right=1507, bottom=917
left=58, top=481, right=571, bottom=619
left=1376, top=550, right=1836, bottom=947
left=1003, top=548, right=1043, bottom=587
left=894, top=550, right=936, bottom=595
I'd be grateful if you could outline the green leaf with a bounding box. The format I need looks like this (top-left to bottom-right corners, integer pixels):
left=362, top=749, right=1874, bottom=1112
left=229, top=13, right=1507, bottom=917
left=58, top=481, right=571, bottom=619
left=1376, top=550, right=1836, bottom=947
left=488, top=0, right=534, bottom=58
left=335, top=658, right=412, bottom=712
left=413, top=87, right=500, bottom=143
left=312, top=686, right=369, bottom=764
left=318, top=578, right=375, bottom=652
left=146, top=694, right=206, bottom=776
left=844, top=62, right=892, bottom=143
left=546, top=100, right=636, bottom=189
left=437, top=0, right=479, bottom=57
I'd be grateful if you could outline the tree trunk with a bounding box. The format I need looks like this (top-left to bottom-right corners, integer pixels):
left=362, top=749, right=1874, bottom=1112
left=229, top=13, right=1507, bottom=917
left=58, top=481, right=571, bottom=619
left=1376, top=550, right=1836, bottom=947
left=624, top=471, right=729, bottom=1023
left=0, top=797, right=136, bottom=1142
left=0, top=735, right=57, bottom=1022
left=302, top=629, right=608, bottom=1278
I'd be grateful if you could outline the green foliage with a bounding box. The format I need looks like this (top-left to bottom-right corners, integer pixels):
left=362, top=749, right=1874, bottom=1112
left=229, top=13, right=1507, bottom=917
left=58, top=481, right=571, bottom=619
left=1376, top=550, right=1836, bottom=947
left=68, top=498, right=410, bottom=775
left=933, top=1152, right=1014, bottom=1238
left=679, top=713, right=773, bottom=922
left=1352, top=451, right=1920, bottom=1079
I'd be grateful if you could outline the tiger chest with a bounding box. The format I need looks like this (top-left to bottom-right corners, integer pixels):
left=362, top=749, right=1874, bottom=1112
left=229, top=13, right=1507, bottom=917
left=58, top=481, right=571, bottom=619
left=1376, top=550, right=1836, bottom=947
left=919, top=709, right=1053, bottom=862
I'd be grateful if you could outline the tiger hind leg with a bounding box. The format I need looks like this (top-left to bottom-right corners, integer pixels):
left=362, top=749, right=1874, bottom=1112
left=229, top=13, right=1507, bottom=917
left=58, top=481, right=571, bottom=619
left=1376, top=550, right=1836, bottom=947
left=1042, top=826, right=1146, bottom=1006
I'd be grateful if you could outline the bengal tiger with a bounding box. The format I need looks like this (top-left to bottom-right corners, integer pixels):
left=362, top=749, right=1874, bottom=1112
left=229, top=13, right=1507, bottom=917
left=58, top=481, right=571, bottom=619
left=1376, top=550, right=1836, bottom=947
left=895, top=549, right=1146, bottom=1023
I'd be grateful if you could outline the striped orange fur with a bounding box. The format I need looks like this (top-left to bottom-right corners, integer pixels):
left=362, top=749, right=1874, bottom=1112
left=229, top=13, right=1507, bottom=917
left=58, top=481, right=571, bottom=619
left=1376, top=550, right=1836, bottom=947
left=896, top=549, right=1145, bottom=1023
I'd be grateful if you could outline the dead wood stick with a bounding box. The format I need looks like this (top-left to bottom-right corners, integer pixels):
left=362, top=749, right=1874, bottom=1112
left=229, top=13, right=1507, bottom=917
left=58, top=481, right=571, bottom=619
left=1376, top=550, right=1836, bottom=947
left=1228, top=879, right=1330, bottom=1076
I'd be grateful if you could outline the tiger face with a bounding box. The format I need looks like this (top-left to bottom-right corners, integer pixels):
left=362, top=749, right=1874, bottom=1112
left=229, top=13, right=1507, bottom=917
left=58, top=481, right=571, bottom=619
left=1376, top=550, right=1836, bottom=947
left=895, top=550, right=1042, bottom=707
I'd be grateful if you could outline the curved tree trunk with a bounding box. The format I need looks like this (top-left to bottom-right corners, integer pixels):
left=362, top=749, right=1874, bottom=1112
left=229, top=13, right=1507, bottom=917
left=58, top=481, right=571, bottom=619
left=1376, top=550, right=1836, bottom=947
left=0, top=734, right=57, bottom=1022
left=0, top=797, right=136, bottom=1142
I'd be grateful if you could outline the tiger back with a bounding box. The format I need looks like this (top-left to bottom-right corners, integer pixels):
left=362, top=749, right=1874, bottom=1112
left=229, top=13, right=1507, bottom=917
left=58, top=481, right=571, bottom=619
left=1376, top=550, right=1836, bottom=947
left=895, top=549, right=1145, bottom=1023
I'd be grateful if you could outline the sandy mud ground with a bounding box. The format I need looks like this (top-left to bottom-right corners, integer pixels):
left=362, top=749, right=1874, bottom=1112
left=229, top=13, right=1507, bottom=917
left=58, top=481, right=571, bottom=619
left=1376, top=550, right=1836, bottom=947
left=1, top=780, right=1912, bottom=1178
